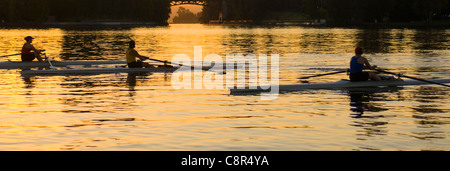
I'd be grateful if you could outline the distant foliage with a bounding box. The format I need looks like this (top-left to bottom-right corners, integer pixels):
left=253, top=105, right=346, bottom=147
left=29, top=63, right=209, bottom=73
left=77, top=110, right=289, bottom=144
left=172, top=7, right=201, bottom=23
left=200, top=0, right=450, bottom=23
left=0, top=0, right=171, bottom=24
left=0, top=0, right=449, bottom=24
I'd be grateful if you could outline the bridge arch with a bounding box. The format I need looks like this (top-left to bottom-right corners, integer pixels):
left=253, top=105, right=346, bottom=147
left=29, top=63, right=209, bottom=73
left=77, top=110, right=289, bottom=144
left=170, top=1, right=208, bottom=6
left=170, top=0, right=227, bottom=23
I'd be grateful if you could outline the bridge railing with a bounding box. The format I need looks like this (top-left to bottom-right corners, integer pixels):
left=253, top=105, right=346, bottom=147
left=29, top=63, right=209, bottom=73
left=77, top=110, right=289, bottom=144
left=170, top=1, right=207, bottom=6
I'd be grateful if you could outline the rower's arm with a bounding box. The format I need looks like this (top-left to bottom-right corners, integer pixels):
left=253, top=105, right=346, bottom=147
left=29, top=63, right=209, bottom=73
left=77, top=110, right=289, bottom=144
left=27, top=44, right=43, bottom=54
left=129, top=49, right=148, bottom=61
left=129, top=50, right=144, bottom=60
left=137, top=55, right=149, bottom=61
left=363, top=58, right=376, bottom=70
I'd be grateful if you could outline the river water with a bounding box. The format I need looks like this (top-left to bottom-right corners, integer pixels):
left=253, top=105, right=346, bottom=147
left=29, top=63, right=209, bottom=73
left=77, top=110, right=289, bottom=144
left=0, top=24, right=449, bottom=151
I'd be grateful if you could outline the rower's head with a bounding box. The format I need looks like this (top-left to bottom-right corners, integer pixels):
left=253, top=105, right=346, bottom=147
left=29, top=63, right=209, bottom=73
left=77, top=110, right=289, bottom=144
left=25, top=36, right=34, bottom=43
left=355, top=47, right=363, bottom=56
left=129, top=40, right=136, bottom=49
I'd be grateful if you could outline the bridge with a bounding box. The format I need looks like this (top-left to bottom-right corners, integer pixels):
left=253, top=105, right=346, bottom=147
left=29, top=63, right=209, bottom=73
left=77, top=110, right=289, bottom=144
left=170, top=1, right=208, bottom=6
left=170, top=0, right=227, bottom=23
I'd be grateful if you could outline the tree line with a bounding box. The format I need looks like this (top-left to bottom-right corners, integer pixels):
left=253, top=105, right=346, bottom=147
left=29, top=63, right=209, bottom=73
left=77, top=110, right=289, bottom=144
left=201, top=0, right=450, bottom=24
left=0, top=0, right=171, bottom=24
left=0, top=0, right=448, bottom=25
left=172, top=7, right=201, bottom=23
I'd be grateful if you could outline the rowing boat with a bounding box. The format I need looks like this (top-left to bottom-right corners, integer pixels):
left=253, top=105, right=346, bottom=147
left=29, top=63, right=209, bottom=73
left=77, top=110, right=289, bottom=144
left=0, top=60, right=127, bottom=69
left=230, top=79, right=450, bottom=93
left=20, top=67, right=180, bottom=75
left=19, top=65, right=221, bottom=75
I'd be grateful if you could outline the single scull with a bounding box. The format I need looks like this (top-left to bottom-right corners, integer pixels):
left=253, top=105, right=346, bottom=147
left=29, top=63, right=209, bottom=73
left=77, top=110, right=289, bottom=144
left=20, top=67, right=179, bottom=75
left=20, top=66, right=221, bottom=76
left=230, top=79, right=450, bottom=93
left=0, top=60, right=127, bottom=69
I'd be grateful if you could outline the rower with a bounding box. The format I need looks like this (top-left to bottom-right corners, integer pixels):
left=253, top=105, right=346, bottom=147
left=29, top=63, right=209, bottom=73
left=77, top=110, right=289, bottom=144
left=349, top=47, right=381, bottom=82
left=126, top=40, right=154, bottom=68
left=21, top=36, right=45, bottom=62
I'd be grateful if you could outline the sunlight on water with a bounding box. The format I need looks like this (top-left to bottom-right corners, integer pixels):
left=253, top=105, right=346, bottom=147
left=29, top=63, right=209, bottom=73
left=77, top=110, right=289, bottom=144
left=0, top=24, right=449, bottom=151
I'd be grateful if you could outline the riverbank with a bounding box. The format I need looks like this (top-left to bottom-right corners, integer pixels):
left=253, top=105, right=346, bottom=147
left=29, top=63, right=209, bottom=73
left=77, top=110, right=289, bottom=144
left=327, top=20, right=450, bottom=29
left=206, top=10, right=450, bottom=28
left=0, top=21, right=165, bottom=29
left=2, top=20, right=449, bottom=29
left=207, top=20, right=450, bottom=29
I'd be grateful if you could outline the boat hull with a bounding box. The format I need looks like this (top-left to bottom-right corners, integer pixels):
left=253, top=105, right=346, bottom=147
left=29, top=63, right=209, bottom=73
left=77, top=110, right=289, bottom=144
left=19, top=65, right=220, bottom=75
left=0, top=60, right=127, bottom=69
left=20, top=67, right=180, bottom=75
left=230, top=79, right=450, bottom=93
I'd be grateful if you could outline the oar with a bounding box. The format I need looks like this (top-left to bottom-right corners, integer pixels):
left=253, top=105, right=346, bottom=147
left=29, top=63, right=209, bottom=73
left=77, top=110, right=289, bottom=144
left=0, top=53, right=21, bottom=58
left=376, top=69, right=450, bottom=88
left=143, top=57, right=226, bottom=74
left=43, top=53, right=57, bottom=69
left=299, top=70, right=348, bottom=79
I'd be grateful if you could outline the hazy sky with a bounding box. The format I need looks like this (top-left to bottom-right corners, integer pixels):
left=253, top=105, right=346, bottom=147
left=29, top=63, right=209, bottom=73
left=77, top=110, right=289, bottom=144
left=169, top=5, right=204, bottom=23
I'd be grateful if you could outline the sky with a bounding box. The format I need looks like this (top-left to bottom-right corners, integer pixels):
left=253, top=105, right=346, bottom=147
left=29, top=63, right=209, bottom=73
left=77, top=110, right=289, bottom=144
left=169, top=5, right=204, bottom=23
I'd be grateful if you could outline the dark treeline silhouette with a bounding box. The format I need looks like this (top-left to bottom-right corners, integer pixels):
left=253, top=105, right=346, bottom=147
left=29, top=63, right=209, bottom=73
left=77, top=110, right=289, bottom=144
left=201, top=0, right=450, bottom=24
left=0, top=0, right=171, bottom=24
left=0, top=0, right=449, bottom=25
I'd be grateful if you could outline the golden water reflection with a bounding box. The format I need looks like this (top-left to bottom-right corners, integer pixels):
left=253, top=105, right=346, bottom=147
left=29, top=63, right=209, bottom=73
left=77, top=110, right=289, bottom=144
left=0, top=25, right=449, bottom=150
